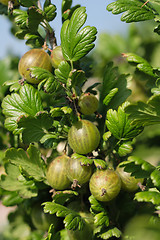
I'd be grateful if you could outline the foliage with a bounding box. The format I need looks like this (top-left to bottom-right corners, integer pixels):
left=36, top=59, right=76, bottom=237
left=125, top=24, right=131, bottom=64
left=1, top=0, right=160, bottom=240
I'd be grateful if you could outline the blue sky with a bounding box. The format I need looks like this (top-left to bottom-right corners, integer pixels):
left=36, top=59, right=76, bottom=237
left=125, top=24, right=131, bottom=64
left=0, top=0, right=128, bottom=59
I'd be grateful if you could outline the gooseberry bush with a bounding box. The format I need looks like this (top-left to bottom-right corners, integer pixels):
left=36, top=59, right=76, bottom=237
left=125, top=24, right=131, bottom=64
left=1, top=0, right=160, bottom=239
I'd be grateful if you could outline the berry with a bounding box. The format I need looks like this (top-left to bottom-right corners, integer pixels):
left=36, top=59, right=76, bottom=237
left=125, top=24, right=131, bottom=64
left=18, top=48, right=52, bottom=84
left=89, top=169, right=121, bottom=202
left=78, top=93, right=99, bottom=115
left=50, top=46, right=65, bottom=68
left=68, top=119, right=100, bottom=155
left=46, top=155, right=71, bottom=190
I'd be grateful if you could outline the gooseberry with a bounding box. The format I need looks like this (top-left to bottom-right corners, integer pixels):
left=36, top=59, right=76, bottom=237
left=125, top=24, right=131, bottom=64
left=78, top=92, right=99, bottom=115
left=18, top=48, right=52, bottom=84
left=46, top=155, right=71, bottom=190
left=68, top=119, right=100, bottom=155
left=116, top=164, right=144, bottom=192
left=66, top=153, right=93, bottom=189
left=89, top=169, right=121, bottom=202
left=50, top=46, right=65, bottom=68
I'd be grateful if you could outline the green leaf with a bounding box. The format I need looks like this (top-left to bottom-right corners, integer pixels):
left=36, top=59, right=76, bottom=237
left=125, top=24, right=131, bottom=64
left=120, top=155, right=155, bottom=178
left=144, top=0, right=160, bottom=5
left=2, top=192, right=24, bottom=207
left=118, top=142, right=133, bottom=157
left=17, top=112, right=53, bottom=144
left=71, top=153, right=93, bottom=166
left=40, top=133, right=59, bottom=148
left=107, top=0, right=155, bottom=23
left=44, top=3, right=57, bottom=21
left=39, top=76, right=61, bottom=94
left=106, top=103, right=143, bottom=140
left=52, top=190, right=78, bottom=205
left=125, top=94, right=160, bottom=126
left=13, top=9, right=28, bottom=29
left=4, top=145, right=46, bottom=182
left=62, top=0, right=72, bottom=13
left=135, top=190, right=160, bottom=205
left=31, top=67, right=62, bottom=94
left=55, top=61, right=71, bottom=83
left=98, top=227, right=122, bottom=239
left=151, top=169, right=160, bottom=189
left=44, top=224, right=56, bottom=240
left=2, top=84, right=43, bottom=132
left=43, top=202, right=85, bottom=230
left=68, top=69, right=86, bottom=88
left=24, top=33, right=44, bottom=48
left=93, top=159, right=108, bottom=169
left=103, top=88, right=118, bottom=106
left=27, top=7, right=44, bottom=33
left=89, top=195, right=107, bottom=213
left=19, top=0, right=38, bottom=7
left=122, top=53, right=156, bottom=77
left=94, top=212, right=109, bottom=227
left=99, top=62, right=131, bottom=110
left=61, top=7, right=97, bottom=61
left=29, top=66, right=53, bottom=82
left=50, top=106, right=72, bottom=118
left=0, top=163, right=38, bottom=198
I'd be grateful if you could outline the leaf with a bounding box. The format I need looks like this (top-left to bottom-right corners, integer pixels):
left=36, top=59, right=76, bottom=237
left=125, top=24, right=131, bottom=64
left=151, top=169, right=160, bottom=189
left=125, top=94, right=160, bottom=126
left=120, top=155, right=155, bottom=178
left=135, top=190, right=160, bottom=205
left=145, top=0, right=160, bottom=5
left=106, top=103, right=143, bottom=140
left=40, top=133, right=59, bottom=148
left=29, top=66, right=53, bottom=81
left=44, top=224, right=56, bottom=240
left=52, top=190, right=79, bottom=205
left=27, top=7, right=44, bottom=33
left=93, top=159, right=108, bottom=169
left=94, top=212, right=109, bottom=227
left=98, top=227, right=122, bottom=239
left=2, top=192, right=24, bottom=207
left=99, top=62, right=131, bottom=111
left=13, top=9, right=28, bottom=29
left=19, top=0, right=38, bottom=7
left=89, top=195, right=107, bottom=213
left=17, top=112, right=53, bottom=144
left=103, top=88, right=118, bottom=106
left=24, top=33, right=44, bottom=48
left=118, top=142, right=133, bottom=156
left=122, top=53, right=156, bottom=77
left=50, top=106, right=72, bottom=118
left=43, top=202, right=85, bottom=230
left=62, top=0, right=72, bottom=13
left=55, top=61, right=71, bottom=83
left=61, top=7, right=97, bottom=61
left=68, top=69, right=86, bottom=88
left=40, top=77, right=61, bottom=94
left=2, top=84, right=43, bottom=133
left=4, top=145, right=46, bottom=182
left=44, top=3, right=57, bottom=21
left=107, top=0, right=155, bottom=23
left=71, top=153, right=93, bottom=166
left=0, top=163, right=38, bottom=198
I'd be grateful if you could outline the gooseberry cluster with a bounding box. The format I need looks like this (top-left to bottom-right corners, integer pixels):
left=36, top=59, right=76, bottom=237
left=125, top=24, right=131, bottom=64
left=18, top=47, right=144, bottom=204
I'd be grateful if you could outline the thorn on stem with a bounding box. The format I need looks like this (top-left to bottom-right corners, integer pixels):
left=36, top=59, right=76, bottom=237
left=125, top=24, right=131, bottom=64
left=141, top=0, right=149, bottom=8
